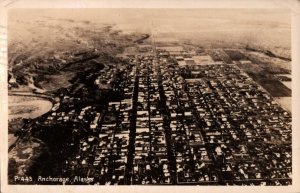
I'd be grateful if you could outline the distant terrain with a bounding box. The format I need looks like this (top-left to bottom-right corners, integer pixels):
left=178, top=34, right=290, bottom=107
left=8, top=11, right=149, bottom=93
left=8, top=9, right=291, bottom=93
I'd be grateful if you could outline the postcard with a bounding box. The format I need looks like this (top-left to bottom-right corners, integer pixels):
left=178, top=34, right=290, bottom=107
left=1, top=0, right=300, bottom=193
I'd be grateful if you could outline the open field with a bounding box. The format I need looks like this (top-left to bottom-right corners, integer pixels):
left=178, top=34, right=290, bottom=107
left=275, top=97, right=292, bottom=112
left=8, top=134, right=18, bottom=147
left=282, top=81, right=292, bottom=90
left=256, top=79, right=291, bottom=97
left=237, top=63, right=291, bottom=97
left=8, top=96, right=53, bottom=120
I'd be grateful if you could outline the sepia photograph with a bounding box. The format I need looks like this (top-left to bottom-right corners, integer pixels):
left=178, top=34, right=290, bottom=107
left=1, top=1, right=300, bottom=192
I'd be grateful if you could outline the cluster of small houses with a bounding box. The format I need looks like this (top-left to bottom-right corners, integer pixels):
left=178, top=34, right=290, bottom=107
left=40, top=47, right=291, bottom=185
left=158, top=57, right=217, bottom=184
left=156, top=48, right=292, bottom=185
left=69, top=67, right=135, bottom=185
left=182, top=64, right=291, bottom=185
left=131, top=57, right=172, bottom=184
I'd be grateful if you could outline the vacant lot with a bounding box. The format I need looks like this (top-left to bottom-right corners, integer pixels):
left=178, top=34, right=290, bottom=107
left=257, top=79, right=291, bottom=97
left=237, top=63, right=291, bottom=97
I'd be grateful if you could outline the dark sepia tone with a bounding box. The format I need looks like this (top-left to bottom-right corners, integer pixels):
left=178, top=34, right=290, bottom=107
left=8, top=9, right=291, bottom=185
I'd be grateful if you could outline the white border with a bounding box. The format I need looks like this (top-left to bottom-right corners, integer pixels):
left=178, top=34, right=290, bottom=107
left=1, top=0, right=300, bottom=193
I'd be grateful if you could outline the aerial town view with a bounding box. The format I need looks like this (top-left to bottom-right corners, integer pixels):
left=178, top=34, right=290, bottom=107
left=7, top=9, right=292, bottom=185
